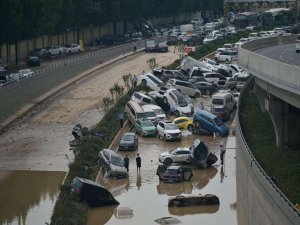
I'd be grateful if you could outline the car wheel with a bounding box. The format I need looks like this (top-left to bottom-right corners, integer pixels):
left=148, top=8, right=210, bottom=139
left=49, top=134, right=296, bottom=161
left=164, top=158, right=172, bottom=165
left=194, top=92, right=200, bottom=98
left=141, top=80, right=147, bottom=86
left=174, top=110, right=180, bottom=117
left=187, top=124, right=194, bottom=132
left=205, top=90, right=210, bottom=95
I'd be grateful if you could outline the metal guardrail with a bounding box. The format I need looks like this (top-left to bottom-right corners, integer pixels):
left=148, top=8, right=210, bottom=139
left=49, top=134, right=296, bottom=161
left=237, top=76, right=300, bottom=218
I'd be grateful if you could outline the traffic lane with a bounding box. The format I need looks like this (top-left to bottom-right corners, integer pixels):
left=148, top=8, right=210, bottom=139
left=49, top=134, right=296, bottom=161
left=255, top=43, right=300, bottom=66
left=89, top=132, right=237, bottom=225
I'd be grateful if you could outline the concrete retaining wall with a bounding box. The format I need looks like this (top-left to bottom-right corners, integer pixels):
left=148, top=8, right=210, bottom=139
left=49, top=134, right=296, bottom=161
left=236, top=77, right=300, bottom=225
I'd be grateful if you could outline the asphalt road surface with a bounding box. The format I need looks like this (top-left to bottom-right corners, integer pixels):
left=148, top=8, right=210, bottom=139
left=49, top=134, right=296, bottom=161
left=255, top=43, right=300, bottom=67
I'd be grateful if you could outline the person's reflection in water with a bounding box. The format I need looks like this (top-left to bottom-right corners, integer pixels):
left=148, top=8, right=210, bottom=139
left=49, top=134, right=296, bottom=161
left=125, top=176, right=130, bottom=191
left=220, top=165, right=225, bottom=183
left=136, top=173, right=142, bottom=190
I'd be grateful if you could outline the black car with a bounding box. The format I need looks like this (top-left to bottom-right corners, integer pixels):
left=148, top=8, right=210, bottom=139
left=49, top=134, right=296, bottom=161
left=95, top=35, right=125, bottom=45
left=189, top=139, right=218, bottom=169
left=194, top=81, right=218, bottom=95
left=157, top=42, right=169, bottom=52
left=71, top=177, right=119, bottom=207
left=167, top=35, right=178, bottom=45
left=26, top=56, right=41, bottom=67
left=98, top=149, right=128, bottom=178
left=118, top=132, right=138, bottom=151
left=156, top=165, right=193, bottom=183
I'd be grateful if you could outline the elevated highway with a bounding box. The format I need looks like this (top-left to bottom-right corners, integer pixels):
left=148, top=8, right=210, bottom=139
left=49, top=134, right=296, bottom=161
left=236, top=35, right=300, bottom=225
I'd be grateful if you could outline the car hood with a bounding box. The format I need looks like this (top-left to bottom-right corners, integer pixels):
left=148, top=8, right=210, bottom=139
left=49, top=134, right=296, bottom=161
left=165, top=129, right=181, bottom=134
left=178, top=106, right=191, bottom=113
left=142, top=126, right=156, bottom=131
left=120, top=140, right=134, bottom=145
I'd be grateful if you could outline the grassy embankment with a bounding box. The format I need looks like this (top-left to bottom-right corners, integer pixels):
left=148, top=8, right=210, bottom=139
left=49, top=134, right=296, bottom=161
left=240, top=91, right=300, bottom=204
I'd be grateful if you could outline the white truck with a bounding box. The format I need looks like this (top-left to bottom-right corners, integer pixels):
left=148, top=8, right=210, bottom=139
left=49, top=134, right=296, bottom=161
left=180, top=56, right=208, bottom=74
left=180, top=24, right=194, bottom=35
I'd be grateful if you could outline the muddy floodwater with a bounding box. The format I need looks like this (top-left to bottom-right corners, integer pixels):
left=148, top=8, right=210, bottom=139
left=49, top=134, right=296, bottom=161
left=87, top=134, right=237, bottom=225
left=0, top=170, right=65, bottom=225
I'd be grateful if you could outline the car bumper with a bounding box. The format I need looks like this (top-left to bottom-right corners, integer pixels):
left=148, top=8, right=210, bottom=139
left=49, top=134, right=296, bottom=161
left=119, top=145, right=135, bottom=150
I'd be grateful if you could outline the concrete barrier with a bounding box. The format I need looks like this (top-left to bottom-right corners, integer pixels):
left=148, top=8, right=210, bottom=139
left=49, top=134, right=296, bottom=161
left=236, top=77, right=300, bottom=225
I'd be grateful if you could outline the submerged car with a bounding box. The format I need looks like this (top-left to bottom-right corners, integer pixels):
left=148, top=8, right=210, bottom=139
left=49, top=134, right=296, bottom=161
left=159, top=147, right=191, bottom=165
left=98, top=149, right=128, bottom=178
left=189, top=139, right=218, bottom=169
left=71, top=177, right=119, bottom=207
left=135, top=119, right=157, bottom=137
left=118, top=132, right=138, bottom=151
left=168, top=194, right=219, bottom=207
left=156, top=165, right=193, bottom=183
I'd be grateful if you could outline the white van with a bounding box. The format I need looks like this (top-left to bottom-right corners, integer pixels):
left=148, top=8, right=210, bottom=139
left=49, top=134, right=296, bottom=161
left=141, top=105, right=157, bottom=124
left=131, top=91, right=155, bottom=105
left=142, top=104, right=166, bottom=122
left=125, top=100, right=146, bottom=125
left=211, top=91, right=236, bottom=113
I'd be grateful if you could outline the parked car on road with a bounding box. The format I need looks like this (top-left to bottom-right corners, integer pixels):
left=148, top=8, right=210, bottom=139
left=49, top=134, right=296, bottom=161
left=63, top=43, right=81, bottom=54
left=145, top=40, right=157, bottom=52
left=131, top=91, right=155, bottom=105
left=194, top=81, right=218, bottom=95
left=193, top=110, right=229, bottom=136
left=215, top=50, right=238, bottom=63
left=48, top=46, right=64, bottom=56
left=26, top=56, right=40, bottom=67
left=140, top=73, right=164, bottom=91
left=159, top=147, right=191, bottom=165
left=173, top=117, right=194, bottom=132
left=142, top=104, right=166, bottom=122
left=156, top=165, right=193, bottom=182
left=118, top=132, right=138, bottom=151
left=157, top=121, right=182, bottom=141
left=166, top=79, right=201, bottom=98
left=98, top=149, right=128, bottom=178
left=157, top=42, right=168, bottom=52
left=135, top=119, right=157, bottom=137
left=18, top=69, right=34, bottom=78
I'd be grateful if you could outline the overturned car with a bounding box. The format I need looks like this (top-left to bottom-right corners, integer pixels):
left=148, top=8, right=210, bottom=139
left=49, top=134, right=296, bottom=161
left=156, top=165, right=193, bottom=183
left=189, top=139, right=218, bottom=169
left=71, top=177, right=119, bottom=207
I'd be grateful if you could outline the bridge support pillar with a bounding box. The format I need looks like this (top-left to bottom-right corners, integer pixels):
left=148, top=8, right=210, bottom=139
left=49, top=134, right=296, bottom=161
left=255, top=83, right=289, bottom=148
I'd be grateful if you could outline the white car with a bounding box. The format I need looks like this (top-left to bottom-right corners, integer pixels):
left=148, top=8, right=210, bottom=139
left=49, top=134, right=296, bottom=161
left=159, top=147, right=191, bottom=165
left=18, top=69, right=34, bottom=78
left=63, top=43, right=81, bottom=54
left=142, top=104, right=166, bottom=122
left=215, top=50, right=238, bottom=63
left=202, top=58, right=230, bottom=73
left=203, top=35, right=217, bottom=44
left=48, top=46, right=64, bottom=56
left=140, top=73, right=164, bottom=91
left=165, top=79, right=201, bottom=98
left=156, top=121, right=182, bottom=141
left=235, top=38, right=249, bottom=49
left=157, top=88, right=192, bottom=117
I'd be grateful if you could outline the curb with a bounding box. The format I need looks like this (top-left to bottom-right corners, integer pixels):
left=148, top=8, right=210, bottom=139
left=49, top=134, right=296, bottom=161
left=0, top=49, right=144, bottom=133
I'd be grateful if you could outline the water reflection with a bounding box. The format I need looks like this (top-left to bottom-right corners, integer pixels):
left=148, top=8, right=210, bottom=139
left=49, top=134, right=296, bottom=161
left=157, top=181, right=193, bottom=196
left=0, top=170, right=65, bottom=225
left=168, top=205, right=219, bottom=216
left=87, top=205, right=117, bottom=225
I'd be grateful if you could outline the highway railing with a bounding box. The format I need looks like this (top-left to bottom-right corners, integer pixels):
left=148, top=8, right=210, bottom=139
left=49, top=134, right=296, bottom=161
left=238, top=35, right=300, bottom=96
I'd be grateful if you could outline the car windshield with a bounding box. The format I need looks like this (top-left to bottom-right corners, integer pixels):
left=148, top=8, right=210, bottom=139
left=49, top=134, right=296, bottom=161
left=145, top=111, right=156, bottom=117
left=122, top=135, right=134, bottom=141
left=136, top=113, right=145, bottom=119
left=147, top=40, right=155, bottom=45
left=213, top=117, right=224, bottom=126
left=212, top=99, right=224, bottom=105
left=141, top=120, right=153, bottom=126
left=153, top=108, right=164, bottom=115
left=165, top=123, right=178, bottom=130
left=111, top=155, right=125, bottom=167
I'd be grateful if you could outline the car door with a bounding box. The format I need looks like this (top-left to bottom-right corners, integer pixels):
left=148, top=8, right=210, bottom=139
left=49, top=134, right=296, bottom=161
left=176, top=150, right=190, bottom=162
left=157, top=122, right=164, bottom=137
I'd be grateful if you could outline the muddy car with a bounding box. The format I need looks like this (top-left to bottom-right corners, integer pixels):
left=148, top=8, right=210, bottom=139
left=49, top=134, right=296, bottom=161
left=168, top=194, right=219, bottom=207
left=98, top=149, right=128, bottom=178
left=156, top=165, right=193, bottom=183
left=189, top=139, right=218, bottom=169
left=71, top=177, right=119, bottom=207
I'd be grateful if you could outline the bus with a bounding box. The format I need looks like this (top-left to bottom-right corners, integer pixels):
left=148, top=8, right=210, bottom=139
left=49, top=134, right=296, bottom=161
left=234, top=12, right=262, bottom=29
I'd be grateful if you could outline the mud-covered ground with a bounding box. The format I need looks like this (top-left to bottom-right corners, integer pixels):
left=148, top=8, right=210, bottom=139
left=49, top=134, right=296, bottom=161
left=0, top=48, right=180, bottom=171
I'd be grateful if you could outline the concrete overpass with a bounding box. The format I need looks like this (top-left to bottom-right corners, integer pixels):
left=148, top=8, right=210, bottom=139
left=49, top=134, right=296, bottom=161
left=236, top=36, right=300, bottom=225
left=238, top=35, right=300, bottom=148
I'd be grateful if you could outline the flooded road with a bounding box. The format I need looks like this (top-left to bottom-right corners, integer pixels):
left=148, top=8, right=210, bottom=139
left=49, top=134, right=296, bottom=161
left=87, top=132, right=237, bottom=225
left=0, top=170, right=65, bottom=225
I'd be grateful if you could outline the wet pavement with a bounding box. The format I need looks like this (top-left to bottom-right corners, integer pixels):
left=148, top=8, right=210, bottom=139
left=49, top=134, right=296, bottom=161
left=0, top=170, right=65, bottom=225
left=87, top=130, right=237, bottom=225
